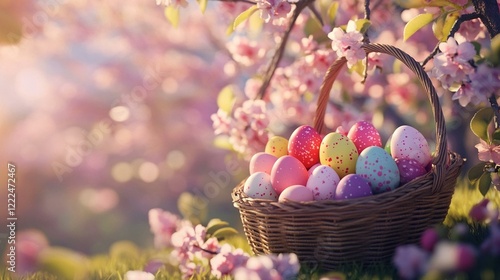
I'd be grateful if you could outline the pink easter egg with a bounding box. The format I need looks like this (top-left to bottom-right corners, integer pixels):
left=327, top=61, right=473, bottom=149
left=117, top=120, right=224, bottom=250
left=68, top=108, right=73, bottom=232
left=390, top=125, right=432, bottom=167
left=271, top=155, right=309, bottom=195
left=395, top=158, right=427, bottom=185
left=308, top=163, right=321, bottom=176
left=306, top=165, right=339, bottom=200
left=249, top=152, right=278, bottom=175
left=288, top=125, right=321, bottom=169
left=278, top=185, right=314, bottom=202
left=335, top=174, right=373, bottom=200
left=347, top=121, right=382, bottom=154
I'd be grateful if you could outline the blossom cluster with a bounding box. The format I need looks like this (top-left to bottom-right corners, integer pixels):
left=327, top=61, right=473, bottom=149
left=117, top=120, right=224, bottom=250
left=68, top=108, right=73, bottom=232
left=212, top=99, right=272, bottom=160
left=393, top=199, right=500, bottom=279
left=141, top=208, right=301, bottom=279
left=431, top=37, right=500, bottom=107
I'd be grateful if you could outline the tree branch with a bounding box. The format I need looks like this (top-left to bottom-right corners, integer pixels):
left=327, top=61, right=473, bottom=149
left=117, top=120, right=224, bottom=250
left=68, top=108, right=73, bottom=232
left=256, top=0, right=312, bottom=100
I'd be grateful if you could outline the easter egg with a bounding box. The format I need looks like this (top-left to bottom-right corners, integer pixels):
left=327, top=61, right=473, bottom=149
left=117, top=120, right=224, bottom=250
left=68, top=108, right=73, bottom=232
left=347, top=121, right=382, bottom=154
left=279, top=185, right=314, bottom=202
left=271, top=155, right=309, bottom=195
left=319, top=132, right=359, bottom=178
left=243, top=172, right=278, bottom=200
left=265, top=136, right=289, bottom=158
left=249, top=152, right=278, bottom=175
left=335, top=174, right=372, bottom=200
left=395, top=158, right=427, bottom=185
left=390, top=125, right=432, bottom=167
left=308, top=163, right=321, bottom=176
left=306, top=165, right=339, bottom=200
left=356, top=146, right=400, bottom=194
left=288, top=125, right=321, bottom=169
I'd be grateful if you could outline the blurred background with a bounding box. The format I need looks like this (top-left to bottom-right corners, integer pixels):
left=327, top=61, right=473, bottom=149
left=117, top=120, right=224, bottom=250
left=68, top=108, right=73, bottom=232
left=0, top=0, right=484, bottom=257
left=0, top=0, right=250, bottom=255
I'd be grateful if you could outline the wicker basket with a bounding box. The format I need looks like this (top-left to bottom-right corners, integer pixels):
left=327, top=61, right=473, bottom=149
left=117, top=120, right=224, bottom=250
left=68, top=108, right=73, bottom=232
left=231, top=43, right=464, bottom=270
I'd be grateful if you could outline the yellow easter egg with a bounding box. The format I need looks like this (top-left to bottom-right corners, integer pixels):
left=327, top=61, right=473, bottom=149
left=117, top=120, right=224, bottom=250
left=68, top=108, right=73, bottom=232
left=319, top=132, right=359, bottom=178
left=265, top=136, right=288, bottom=157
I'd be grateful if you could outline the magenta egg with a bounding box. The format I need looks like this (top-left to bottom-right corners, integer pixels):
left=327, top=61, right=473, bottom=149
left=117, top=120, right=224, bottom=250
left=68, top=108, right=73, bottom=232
left=347, top=121, right=382, bottom=154
left=288, top=125, right=321, bottom=169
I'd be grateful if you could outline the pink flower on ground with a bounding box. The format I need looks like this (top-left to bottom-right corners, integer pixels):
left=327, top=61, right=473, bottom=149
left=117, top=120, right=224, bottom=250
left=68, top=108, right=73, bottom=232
left=233, top=255, right=281, bottom=280
left=393, top=245, right=429, bottom=279
left=271, top=253, right=300, bottom=279
left=475, top=139, right=500, bottom=165
left=210, top=244, right=250, bottom=278
left=420, top=228, right=440, bottom=252
left=469, top=198, right=500, bottom=223
left=9, top=230, right=49, bottom=275
left=428, top=242, right=476, bottom=272
left=256, top=0, right=292, bottom=23
left=124, top=270, right=155, bottom=280
left=328, top=20, right=366, bottom=68
left=156, top=0, right=188, bottom=8
left=148, top=208, right=181, bottom=248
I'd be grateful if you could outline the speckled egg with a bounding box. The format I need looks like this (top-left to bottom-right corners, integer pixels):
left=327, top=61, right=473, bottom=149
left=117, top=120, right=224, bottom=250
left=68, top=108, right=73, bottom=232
left=279, top=185, right=314, bottom=202
left=265, top=136, right=289, bottom=158
left=319, top=132, right=359, bottom=178
left=271, top=155, right=309, bottom=195
left=347, top=121, right=382, bottom=154
left=390, top=125, right=432, bottom=167
left=395, top=158, right=428, bottom=185
left=244, top=172, right=278, bottom=200
left=288, top=125, right=321, bottom=169
left=308, top=163, right=321, bottom=176
left=306, top=165, right=339, bottom=200
left=249, top=152, right=278, bottom=175
left=356, top=146, right=400, bottom=194
left=335, top=174, right=373, bottom=200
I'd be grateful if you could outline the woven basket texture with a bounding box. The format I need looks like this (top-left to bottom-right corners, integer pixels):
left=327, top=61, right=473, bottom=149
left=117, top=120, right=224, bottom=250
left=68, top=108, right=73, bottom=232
left=231, top=43, right=464, bottom=270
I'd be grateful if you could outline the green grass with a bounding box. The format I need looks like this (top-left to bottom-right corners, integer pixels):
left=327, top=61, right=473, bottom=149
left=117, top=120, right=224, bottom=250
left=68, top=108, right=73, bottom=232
left=1, top=180, right=499, bottom=280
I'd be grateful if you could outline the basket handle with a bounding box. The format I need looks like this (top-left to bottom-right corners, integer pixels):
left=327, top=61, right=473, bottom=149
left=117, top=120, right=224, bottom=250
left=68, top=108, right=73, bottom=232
left=313, top=43, right=448, bottom=194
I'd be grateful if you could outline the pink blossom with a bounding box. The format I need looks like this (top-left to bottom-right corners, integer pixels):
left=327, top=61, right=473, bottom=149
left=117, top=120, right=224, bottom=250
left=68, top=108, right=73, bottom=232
left=156, top=0, right=188, bottom=8
left=229, top=99, right=271, bottom=159
left=227, top=37, right=265, bottom=66
left=457, top=19, right=484, bottom=41
left=420, top=228, right=440, bottom=252
left=148, top=208, right=181, bottom=248
left=210, top=244, right=250, bottom=278
left=431, top=37, right=475, bottom=90
left=328, top=20, right=366, bottom=68
left=9, top=230, right=49, bottom=275
left=256, top=0, right=292, bottom=23
left=231, top=253, right=300, bottom=280
left=393, top=245, right=429, bottom=279
left=212, top=109, right=232, bottom=135
left=124, top=270, right=155, bottom=280
left=428, top=242, right=476, bottom=272
left=469, top=198, right=500, bottom=223
left=475, top=139, right=500, bottom=165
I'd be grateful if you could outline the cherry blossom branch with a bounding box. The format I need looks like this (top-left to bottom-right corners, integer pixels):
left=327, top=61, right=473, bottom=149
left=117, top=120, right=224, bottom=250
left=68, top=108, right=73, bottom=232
left=364, top=0, right=371, bottom=20
left=193, top=244, right=219, bottom=255
left=421, top=13, right=480, bottom=68
left=256, top=0, right=312, bottom=100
